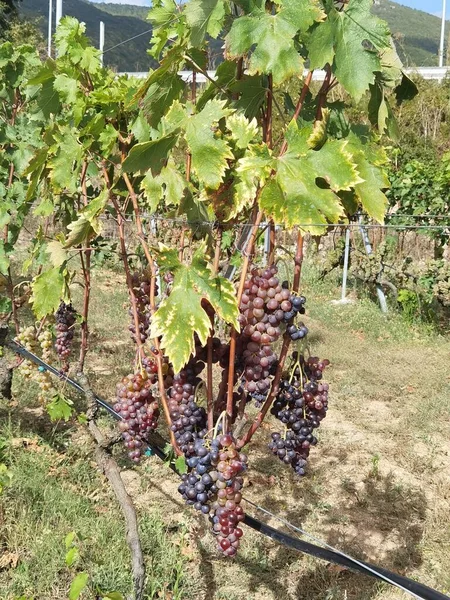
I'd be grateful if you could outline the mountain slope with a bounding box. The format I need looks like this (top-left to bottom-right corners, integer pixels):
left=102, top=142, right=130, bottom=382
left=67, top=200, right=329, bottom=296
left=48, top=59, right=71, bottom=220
left=20, top=0, right=156, bottom=72
left=372, top=0, right=448, bottom=67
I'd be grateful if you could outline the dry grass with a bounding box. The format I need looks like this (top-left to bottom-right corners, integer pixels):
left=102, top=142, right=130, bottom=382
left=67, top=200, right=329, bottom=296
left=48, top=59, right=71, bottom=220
left=1, top=266, right=449, bottom=600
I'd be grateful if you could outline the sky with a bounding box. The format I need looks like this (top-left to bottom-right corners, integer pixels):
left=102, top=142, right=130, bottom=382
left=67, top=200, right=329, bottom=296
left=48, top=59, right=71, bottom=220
left=394, top=0, right=449, bottom=17
left=89, top=0, right=449, bottom=16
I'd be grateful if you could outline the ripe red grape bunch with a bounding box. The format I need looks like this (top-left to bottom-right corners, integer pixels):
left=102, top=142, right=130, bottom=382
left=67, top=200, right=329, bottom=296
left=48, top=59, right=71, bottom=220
left=54, top=302, right=77, bottom=365
left=114, top=371, right=159, bottom=463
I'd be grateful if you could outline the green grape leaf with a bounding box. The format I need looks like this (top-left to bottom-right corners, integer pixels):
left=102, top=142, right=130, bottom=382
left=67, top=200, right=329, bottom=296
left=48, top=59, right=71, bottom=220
left=64, top=217, right=97, bottom=248
left=48, top=126, right=83, bottom=193
left=226, top=0, right=322, bottom=85
left=122, top=133, right=178, bottom=174
left=184, top=100, right=234, bottom=189
left=232, top=75, right=266, bottom=120
left=68, top=572, right=89, bottom=600
left=227, top=113, right=259, bottom=149
left=226, top=12, right=302, bottom=85
left=308, top=0, right=391, bottom=101
left=150, top=245, right=239, bottom=373
left=53, top=73, right=78, bottom=104
left=130, top=114, right=151, bottom=143
left=174, top=455, right=187, bottom=474
left=99, top=124, right=118, bottom=155
left=141, top=160, right=187, bottom=211
left=185, top=0, right=226, bottom=46
left=352, top=153, right=389, bottom=223
left=197, top=61, right=236, bottom=111
left=31, top=267, right=67, bottom=318
left=143, top=72, right=185, bottom=128
left=0, top=241, right=10, bottom=275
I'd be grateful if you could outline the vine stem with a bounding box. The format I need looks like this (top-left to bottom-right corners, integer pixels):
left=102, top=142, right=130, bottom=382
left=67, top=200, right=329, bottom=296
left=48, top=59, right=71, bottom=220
left=206, top=227, right=222, bottom=431
left=121, top=172, right=181, bottom=456
left=225, top=207, right=263, bottom=432
left=78, top=161, right=91, bottom=372
left=237, top=231, right=304, bottom=449
left=315, top=64, right=332, bottom=121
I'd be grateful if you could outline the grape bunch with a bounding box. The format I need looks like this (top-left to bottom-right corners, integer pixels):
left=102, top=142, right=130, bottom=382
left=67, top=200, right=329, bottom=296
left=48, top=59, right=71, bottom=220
left=16, top=326, right=38, bottom=379
left=55, top=302, right=77, bottom=364
left=238, top=266, right=284, bottom=404
left=114, top=371, right=159, bottom=463
left=128, top=271, right=152, bottom=344
left=269, top=354, right=330, bottom=476
left=177, top=433, right=247, bottom=556
left=167, top=366, right=207, bottom=457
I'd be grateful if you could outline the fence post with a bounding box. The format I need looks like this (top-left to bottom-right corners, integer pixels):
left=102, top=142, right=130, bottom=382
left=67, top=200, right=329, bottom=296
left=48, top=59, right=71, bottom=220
left=358, top=216, right=388, bottom=314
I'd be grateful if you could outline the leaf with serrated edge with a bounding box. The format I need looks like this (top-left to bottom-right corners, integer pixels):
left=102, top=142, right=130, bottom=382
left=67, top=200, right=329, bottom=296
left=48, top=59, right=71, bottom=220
left=227, top=114, right=259, bottom=149
left=185, top=100, right=234, bottom=189
left=31, top=267, right=66, bottom=318
left=306, top=139, right=363, bottom=192
left=150, top=245, right=239, bottom=372
left=122, top=133, right=178, bottom=174
left=46, top=240, right=68, bottom=268
left=185, top=0, right=226, bottom=46
left=64, top=216, right=97, bottom=248
left=353, top=153, right=389, bottom=223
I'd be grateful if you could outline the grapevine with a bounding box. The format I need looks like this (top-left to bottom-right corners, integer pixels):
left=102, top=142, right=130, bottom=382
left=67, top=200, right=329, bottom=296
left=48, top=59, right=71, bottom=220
left=2, top=0, right=409, bottom=585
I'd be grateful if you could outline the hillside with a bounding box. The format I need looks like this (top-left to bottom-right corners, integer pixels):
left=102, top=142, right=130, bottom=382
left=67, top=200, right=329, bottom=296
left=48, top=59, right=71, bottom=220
left=19, top=0, right=156, bottom=72
left=90, top=2, right=149, bottom=20
left=372, top=0, right=448, bottom=66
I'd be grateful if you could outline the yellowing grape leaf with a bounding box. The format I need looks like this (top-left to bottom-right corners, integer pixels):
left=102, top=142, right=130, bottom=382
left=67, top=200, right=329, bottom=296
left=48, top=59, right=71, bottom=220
left=352, top=153, right=389, bottom=223
left=150, top=245, right=239, bottom=373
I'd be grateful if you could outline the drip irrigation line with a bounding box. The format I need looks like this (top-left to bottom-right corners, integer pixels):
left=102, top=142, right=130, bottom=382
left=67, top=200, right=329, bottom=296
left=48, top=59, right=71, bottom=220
left=6, top=340, right=450, bottom=600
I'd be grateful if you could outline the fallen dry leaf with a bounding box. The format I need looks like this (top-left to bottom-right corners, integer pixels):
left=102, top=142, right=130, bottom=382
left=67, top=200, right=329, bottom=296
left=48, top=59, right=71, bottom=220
left=0, top=552, right=19, bottom=570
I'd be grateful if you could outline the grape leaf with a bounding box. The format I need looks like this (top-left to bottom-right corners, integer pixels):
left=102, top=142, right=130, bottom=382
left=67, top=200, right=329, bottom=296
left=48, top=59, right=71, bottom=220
left=141, top=160, right=186, bottom=211
left=46, top=240, right=68, bottom=268
left=232, top=75, right=266, bottom=119
left=184, top=100, right=234, bottom=189
left=31, top=267, right=67, bottom=318
left=352, top=153, right=389, bottom=223
left=143, top=72, right=185, bottom=128
left=185, top=0, right=226, bottom=46
left=225, top=0, right=323, bottom=85
left=150, top=245, right=239, bottom=373
left=305, top=139, right=362, bottom=192
left=227, top=114, right=259, bottom=149
left=122, top=133, right=178, bottom=174
left=0, top=241, right=9, bottom=275
left=308, top=0, right=391, bottom=101
left=64, top=217, right=97, bottom=248
left=53, top=74, right=78, bottom=104
left=48, top=126, right=83, bottom=193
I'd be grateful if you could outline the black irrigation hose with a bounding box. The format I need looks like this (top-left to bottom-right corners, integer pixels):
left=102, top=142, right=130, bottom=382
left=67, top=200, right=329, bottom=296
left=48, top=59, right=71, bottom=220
left=6, top=340, right=450, bottom=600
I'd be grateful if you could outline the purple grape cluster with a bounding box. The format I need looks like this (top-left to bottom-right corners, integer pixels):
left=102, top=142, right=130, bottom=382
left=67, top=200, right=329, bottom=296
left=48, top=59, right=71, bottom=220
left=115, top=372, right=159, bottom=463
left=168, top=367, right=207, bottom=457
left=269, top=354, right=330, bottom=476
left=177, top=433, right=247, bottom=556
left=54, top=302, right=77, bottom=364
